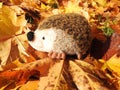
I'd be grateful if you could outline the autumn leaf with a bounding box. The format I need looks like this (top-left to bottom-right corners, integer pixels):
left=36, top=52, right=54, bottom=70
left=69, top=60, right=110, bottom=90
left=18, top=80, right=39, bottom=90
left=94, top=0, right=107, bottom=7
left=101, top=55, right=120, bottom=89
left=102, top=32, right=120, bottom=60
left=102, top=55, right=120, bottom=76
left=0, top=0, right=120, bottom=90
left=0, top=5, right=27, bottom=41
left=38, top=60, right=65, bottom=90
left=0, top=39, right=11, bottom=70
left=64, top=0, right=90, bottom=20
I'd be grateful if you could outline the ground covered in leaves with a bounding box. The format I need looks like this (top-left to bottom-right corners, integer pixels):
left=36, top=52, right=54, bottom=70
left=0, top=0, right=120, bottom=90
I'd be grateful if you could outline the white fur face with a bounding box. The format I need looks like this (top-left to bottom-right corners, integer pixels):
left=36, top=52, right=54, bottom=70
left=28, top=28, right=57, bottom=52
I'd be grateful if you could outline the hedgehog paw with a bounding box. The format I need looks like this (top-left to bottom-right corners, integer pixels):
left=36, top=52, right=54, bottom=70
left=48, top=51, right=66, bottom=60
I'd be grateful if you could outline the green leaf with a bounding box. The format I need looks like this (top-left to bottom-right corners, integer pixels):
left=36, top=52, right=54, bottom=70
left=102, top=26, right=114, bottom=36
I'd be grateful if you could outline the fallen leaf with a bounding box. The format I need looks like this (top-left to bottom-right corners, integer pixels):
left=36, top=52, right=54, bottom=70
left=69, top=60, right=110, bottom=90
left=0, top=0, right=12, bottom=6
left=0, top=2, right=2, bottom=8
left=94, top=0, right=107, bottom=7
left=64, top=0, right=90, bottom=20
left=0, top=39, right=11, bottom=68
left=1, top=58, right=24, bottom=71
left=16, top=58, right=53, bottom=76
left=0, top=69, right=40, bottom=85
left=102, top=55, right=120, bottom=76
left=102, top=32, right=120, bottom=60
left=110, top=24, right=120, bottom=34
left=14, top=34, right=29, bottom=58
left=0, top=5, right=27, bottom=41
left=0, top=77, right=14, bottom=89
left=101, top=55, right=120, bottom=89
left=0, top=81, right=16, bottom=90
left=38, top=60, right=65, bottom=90
left=18, top=80, right=39, bottom=90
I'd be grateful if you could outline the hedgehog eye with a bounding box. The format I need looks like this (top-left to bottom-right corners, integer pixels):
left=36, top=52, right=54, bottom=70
left=42, top=36, right=45, bottom=40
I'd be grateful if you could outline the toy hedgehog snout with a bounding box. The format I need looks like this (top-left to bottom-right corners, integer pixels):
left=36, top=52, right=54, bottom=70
left=27, top=31, right=34, bottom=41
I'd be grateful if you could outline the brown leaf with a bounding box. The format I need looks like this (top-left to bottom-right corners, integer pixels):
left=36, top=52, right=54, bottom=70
left=38, top=60, right=65, bottom=90
left=16, top=58, right=53, bottom=76
left=69, top=60, right=111, bottom=90
left=0, top=0, right=12, bottom=6
left=0, top=69, right=40, bottom=85
left=102, top=32, right=120, bottom=60
left=110, top=24, right=120, bottom=34
left=91, top=24, right=107, bottom=42
left=0, top=70, right=24, bottom=82
left=20, top=6, right=41, bottom=30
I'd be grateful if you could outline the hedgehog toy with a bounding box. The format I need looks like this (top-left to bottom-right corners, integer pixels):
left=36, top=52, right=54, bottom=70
left=27, top=13, right=92, bottom=59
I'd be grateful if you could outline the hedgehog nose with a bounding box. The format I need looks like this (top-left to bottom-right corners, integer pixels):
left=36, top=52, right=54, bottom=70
left=27, top=31, right=34, bottom=41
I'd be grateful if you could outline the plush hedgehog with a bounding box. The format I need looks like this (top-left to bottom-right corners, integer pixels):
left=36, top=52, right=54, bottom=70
left=27, top=13, right=92, bottom=59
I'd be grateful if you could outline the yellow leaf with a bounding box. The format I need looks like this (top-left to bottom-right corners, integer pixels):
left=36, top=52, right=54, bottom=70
left=0, top=5, right=27, bottom=40
left=41, top=3, right=50, bottom=10
left=13, top=58, right=25, bottom=67
left=14, top=34, right=29, bottom=58
left=101, top=55, right=120, bottom=76
left=64, top=0, right=90, bottom=20
left=94, top=0, right=107, bottom=7
left=1, top=59, right=20, bottom=71
left=0, top=39, right=11, bottom=70
left=0, top=2, right=2, bottom=8
left=18, top=80, right=39, bottom=90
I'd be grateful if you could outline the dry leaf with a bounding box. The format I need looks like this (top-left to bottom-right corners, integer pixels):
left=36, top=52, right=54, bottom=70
left=64, top=0, right=90, bottom=20
left=38, top=60, right=65, bottom=90
left=102, top=55, right=120, bottom=76
left=102, top=32, right=120, bottom=60
left=16, top=58, right=53, bottom=76
left=0, top=0, right=120, bottom=90
left=14, top=34, right=29, bottom=59
left=101, top=55, right=120, bottom=89
left=0, top=39, right=11, bottom=69
left=18, top=80, right=39, bottom=90
left=1, top=58, right=24, bottom=71
left=69, top=60, right=110, bottom=90
left=0, top=81, right=16, bottom=90
left=94, top=0, right=107, bottom=7
left=0, top=69, right=40, bottom=85
left=111, top=24, right=120, bottom=34
left=0, top=5, right=27, bottom=41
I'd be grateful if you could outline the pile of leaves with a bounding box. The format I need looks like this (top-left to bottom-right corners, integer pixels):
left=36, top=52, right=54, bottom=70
left=0, top=0, right=120, bottom=90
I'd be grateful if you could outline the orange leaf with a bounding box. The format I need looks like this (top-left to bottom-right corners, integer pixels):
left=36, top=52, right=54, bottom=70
left=110, top=24, right=120, bottom=34
left=0, top=69, right=40, bottom=85
left=102, top=32, right=120, bottom=60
